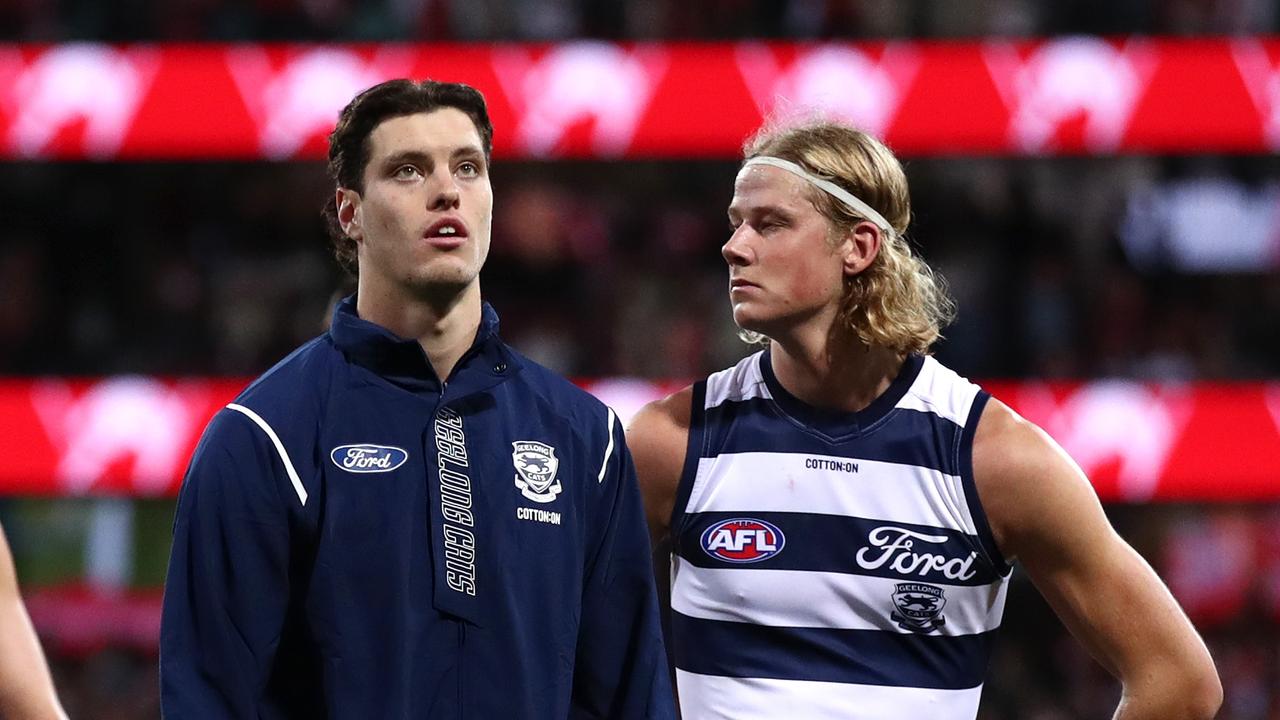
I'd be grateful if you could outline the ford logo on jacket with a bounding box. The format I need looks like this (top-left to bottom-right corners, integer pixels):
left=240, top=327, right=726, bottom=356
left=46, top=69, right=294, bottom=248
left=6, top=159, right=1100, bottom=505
left=330, top=444, right=409, bottom=473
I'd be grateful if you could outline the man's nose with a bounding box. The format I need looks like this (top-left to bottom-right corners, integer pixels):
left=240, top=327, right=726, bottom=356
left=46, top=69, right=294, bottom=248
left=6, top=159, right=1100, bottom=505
left=722, top=226, right=754, bottom=266
left=428, top=169, right=461, bottom=210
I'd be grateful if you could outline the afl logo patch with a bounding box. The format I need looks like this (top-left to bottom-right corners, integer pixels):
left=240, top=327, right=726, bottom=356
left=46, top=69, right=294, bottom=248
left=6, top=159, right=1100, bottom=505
left=700, top=518, right=785, bottom=563
left=330, top=444, right=408, bottom=473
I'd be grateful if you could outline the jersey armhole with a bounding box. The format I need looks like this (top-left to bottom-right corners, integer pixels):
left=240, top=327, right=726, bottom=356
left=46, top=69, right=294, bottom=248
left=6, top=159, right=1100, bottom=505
left=959, top=390, right=1012, bottom=576
left=667, top=380, right=706, bottom=540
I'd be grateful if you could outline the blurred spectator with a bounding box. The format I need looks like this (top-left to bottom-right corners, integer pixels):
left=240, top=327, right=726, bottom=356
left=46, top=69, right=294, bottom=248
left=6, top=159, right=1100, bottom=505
left=6, top=156, right=1280, bottom=381
left=3, top=0, right=1278, bottom=41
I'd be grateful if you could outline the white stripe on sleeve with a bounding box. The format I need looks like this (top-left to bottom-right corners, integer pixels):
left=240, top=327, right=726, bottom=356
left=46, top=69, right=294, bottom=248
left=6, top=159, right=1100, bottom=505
left=226, top=403, right=308, bottom=506
left=597, top=407, right=617, bottom=483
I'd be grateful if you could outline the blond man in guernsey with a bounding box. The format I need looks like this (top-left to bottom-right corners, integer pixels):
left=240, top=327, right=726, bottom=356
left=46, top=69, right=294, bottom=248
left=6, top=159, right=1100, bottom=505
left=626, top=119, right=1222, bottom=719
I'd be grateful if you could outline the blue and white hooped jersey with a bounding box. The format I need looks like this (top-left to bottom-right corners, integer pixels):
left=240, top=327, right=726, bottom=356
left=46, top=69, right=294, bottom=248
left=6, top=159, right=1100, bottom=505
left=669, top=350, right=1010, bottom=719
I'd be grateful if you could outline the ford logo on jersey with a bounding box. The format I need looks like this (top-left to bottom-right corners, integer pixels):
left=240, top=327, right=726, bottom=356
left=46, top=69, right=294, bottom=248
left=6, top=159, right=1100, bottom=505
left=330, top=444, right=409, bottom=473
left=700, top=518, right=785, bottom=563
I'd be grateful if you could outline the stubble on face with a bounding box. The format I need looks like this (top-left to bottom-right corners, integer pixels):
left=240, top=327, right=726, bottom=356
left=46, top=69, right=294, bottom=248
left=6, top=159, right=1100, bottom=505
left=355, top=109, right=494, bottom=306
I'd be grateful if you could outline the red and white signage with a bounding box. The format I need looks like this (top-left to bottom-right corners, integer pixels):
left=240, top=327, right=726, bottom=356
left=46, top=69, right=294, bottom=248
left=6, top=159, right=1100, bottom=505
left=0, top=376, right=1277, bottom=501
left=984, top=37, right=1158, bottom=153
left=1, top=38, right=1279, bottom=159
left=494, top=42, right=669, bottom=157
left=734, top=43, right=922, bottom=140
left=2, top=44, right=159, bottom=159
left=1233, top=39, right=1280, bottom=150
left=0, top=377, right=229, bottom=496
left=226, top=45, right=418, bottom=158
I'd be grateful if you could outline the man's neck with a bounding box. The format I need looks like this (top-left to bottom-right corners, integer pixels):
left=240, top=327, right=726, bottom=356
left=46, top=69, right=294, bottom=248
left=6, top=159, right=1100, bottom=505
left=356, top=280, right=483, bottom=383
left=767, top=319, right=905, bottom=414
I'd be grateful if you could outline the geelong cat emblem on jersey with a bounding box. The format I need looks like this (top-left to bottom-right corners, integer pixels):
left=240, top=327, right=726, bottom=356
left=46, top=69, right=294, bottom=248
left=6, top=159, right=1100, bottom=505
left=891, top=583, right=947, bottom=633
left=512, top=441, right=561, bottom=503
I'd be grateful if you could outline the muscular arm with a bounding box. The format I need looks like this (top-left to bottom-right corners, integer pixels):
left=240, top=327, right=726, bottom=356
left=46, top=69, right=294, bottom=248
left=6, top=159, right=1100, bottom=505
left=625, top=386, right=693, bottom=546
left=0, top=527, right=67, bottom=720
left=973, top=399, right=1221, bottom=720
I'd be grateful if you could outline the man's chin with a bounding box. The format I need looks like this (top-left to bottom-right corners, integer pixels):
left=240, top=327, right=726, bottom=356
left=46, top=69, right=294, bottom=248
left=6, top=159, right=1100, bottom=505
left=732, top=309, right=771, bottom=335
left=735, top=309, right=794, bottom=343
left=402, top=268, right=479, bottom=303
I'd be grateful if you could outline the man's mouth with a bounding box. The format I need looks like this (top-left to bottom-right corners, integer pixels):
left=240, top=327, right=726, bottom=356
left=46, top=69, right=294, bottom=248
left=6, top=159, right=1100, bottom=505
left=425, top=218, right=469, bottom=239
left=424, top=218, right=469, bottom=248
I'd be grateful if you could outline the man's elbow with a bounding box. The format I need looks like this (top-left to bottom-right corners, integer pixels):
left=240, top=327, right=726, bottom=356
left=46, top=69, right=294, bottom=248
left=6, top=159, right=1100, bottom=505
left=1141, top=661, right=1222, bottom=720
left=1176, top=643, right=1224, bottom=720
left=1120, top=655, right=1222, bottom=720
left=1182, top=664, right=1223, bottom=720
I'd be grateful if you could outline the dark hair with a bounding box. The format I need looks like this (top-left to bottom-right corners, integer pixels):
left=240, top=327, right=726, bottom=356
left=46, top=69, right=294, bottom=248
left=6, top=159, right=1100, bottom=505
left=323, top=79, right=494, bottom=276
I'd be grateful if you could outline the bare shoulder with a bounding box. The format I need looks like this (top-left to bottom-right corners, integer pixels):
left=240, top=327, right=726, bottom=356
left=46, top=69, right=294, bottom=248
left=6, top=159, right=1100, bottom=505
left=970, top=397, right=1106, bottom=565
left=971, top=397, right=1077, bottom=484
left=626, top=385, right=694, bottom=465
left=625, top=386, right=695, bottom=540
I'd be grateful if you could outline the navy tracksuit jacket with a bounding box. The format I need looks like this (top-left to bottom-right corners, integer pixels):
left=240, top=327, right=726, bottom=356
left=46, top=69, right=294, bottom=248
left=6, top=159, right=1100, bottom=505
left=160, top=298, right=675, bottom=719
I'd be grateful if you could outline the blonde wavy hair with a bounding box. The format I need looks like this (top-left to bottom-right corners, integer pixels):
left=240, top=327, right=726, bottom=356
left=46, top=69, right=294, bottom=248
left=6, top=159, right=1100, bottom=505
left=740, top=120, right=955, bottom=355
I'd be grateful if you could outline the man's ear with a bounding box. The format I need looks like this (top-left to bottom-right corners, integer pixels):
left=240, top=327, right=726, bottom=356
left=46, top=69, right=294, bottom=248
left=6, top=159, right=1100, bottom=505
left=842, top=220, right=883, bottom=277
left=337, top=188, right=363, bottom=241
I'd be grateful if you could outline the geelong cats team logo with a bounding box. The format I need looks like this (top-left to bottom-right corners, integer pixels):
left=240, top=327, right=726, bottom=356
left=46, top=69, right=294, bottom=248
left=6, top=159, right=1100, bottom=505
left=891, top=583, right=947, bottom=633
left=512, top=441, right=561, bottom=503
left=700, top=518, right=785, bottom=563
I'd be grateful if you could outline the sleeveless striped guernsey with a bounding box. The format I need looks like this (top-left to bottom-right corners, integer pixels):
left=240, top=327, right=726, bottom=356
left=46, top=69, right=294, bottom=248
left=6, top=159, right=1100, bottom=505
left=669, top=350, right=1010, bottom=719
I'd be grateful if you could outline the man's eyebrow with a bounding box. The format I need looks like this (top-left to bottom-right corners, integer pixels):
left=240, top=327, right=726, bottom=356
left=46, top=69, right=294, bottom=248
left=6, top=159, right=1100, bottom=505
left=380, top=150, right=432, bottom=167
left=379, top=146, right=486, bottom=167
left=451, top=146, right=487, bottom=166
left=728, top=203, right=790, bottom=220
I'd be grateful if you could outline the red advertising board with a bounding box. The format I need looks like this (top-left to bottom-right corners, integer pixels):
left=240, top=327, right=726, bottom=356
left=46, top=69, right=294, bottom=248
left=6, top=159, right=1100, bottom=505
left=0, top=376, right=1276, bottom=501
left=1, top=38, right=1280, bottom=159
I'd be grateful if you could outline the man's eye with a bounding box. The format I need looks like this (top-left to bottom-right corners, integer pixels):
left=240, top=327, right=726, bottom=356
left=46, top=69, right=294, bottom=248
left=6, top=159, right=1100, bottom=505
left=394, top=165, right=421, bottom=179
left=457, top=161, right=480, bottom=177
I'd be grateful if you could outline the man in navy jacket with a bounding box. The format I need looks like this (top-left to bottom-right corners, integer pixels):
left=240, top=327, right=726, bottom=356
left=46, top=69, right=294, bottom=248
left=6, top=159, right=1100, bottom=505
left=160, top=79, right=675, bottom=719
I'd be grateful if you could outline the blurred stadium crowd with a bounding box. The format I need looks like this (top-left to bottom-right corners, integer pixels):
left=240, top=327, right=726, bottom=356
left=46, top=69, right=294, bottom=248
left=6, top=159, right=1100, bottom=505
left=1, top=0, right=1277, bottom=40
left=3, top=156, right=1280, bottom=382
left=1, top=1, right=1280, bottom=719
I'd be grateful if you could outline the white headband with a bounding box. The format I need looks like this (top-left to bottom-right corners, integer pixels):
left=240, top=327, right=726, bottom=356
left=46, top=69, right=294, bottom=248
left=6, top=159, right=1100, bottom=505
left=741, top=156, right=894, bottom=237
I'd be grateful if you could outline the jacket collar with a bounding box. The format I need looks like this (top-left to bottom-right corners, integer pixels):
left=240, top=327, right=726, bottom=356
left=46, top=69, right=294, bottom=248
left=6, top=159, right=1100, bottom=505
left=328, top=295, right=522, bottom=397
